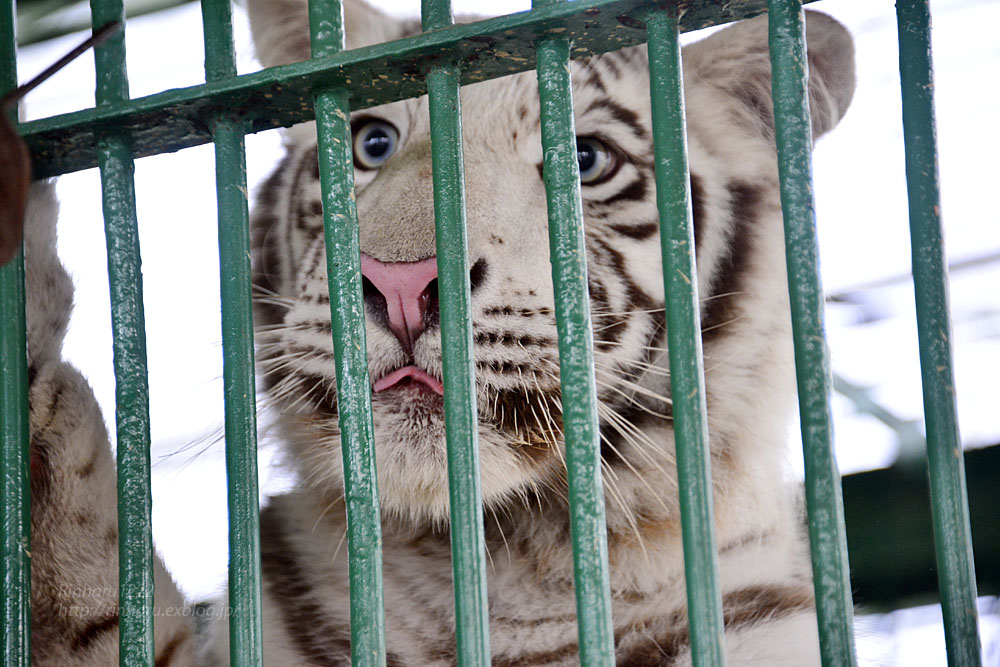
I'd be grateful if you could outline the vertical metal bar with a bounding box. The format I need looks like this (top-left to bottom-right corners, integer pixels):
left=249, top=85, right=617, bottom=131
left=201, top=0, right=263, bottom=664
left=88, top=0, right=157, bottom=663
left=896, top=2, right=982, bottom=664
left=308, top=1, right=386, bottom=664
left=0, top=1, right=31, bottom=663
left=766, top=2, right=857, bottom=665
left=645, top=8, right=726, bottom=666
left=533, top=1, right=614, bottom=663
left=421, top=1, right=491, bottom=665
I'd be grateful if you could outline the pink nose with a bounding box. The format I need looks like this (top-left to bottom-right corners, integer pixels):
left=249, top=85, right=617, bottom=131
left=360, top=253, right=438, bottom=353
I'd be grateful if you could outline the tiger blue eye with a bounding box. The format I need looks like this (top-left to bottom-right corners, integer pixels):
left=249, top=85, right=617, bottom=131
left=576, top=137, right=616, bottom=184
left=353, top=120, right=399, bottom=169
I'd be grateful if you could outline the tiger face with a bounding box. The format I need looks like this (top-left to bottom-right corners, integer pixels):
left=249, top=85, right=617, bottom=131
left=249, top=0, right=855, bottom=529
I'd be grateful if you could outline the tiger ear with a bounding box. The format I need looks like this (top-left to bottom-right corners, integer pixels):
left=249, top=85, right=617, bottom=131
left=682, top=10, right=855, bottom=140
left=248, top=0, right=418, bottom=67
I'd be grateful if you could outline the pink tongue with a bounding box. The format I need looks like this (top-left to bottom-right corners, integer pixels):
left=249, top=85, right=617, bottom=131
left=373, top=365, right=444, bottom=396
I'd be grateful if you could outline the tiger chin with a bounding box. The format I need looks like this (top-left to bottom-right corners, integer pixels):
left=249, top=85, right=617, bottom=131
left=23, top=0, right=855, bottom=664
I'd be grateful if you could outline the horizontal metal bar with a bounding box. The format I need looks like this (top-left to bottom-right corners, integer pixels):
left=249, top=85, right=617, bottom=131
left=766, top=2, right=856, bottom=666
left=21, top=0, right=819, bottom=179
left=895, top=1, right=982, bottom=664
left=645, top=7, right=726, bottom=667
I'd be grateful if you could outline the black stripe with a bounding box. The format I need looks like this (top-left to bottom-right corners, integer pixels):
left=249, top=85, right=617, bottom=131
left=588, top=236, right=657, bottom=349
left=260, top=503, right=352, bottom=666
left=730, top=77, right=775, bottom=139
left=617, top=631, right=684, bottom=666
left=586, top=98, right=648, bottom=141
left=76, top=441, right=100, bottom=478
left=690, top=173, right=706, bottom=250
left=478, top=359, right=539, bottom=376
left=615, top=584, right=812, bottom=665
left=588, top=276, right=611, bottom=324
left=483, top=305, right=553, bottom=318
left=700, top=181, right=761, bottom=345
left=301, top=238, right=326, bottom=290
left=486, top=385, right=562, bottom=462
left=581, top=59, right=608, bottom=93
left=597, top=51, right=622, bottom=78
left=253, top=157, right=287, bottom=209
left=258, top=353, right=338, bottom=417
left=298, top=372, right=338, bottom=415
left=493, top=642, right=579, bottom=667
left=597, top=177, right=648, bottom=207
left=608, top=221, right=658, bottom=241
left=72, top=613, right=119, bottom=651
left=285, top=146, right=316, bottom=274
left=252, top=152, right=295, bottom=327
left=723, top=584, right=814, bottom=630
left=600, top=401, right=667, bottom=467
left=473, top=331, right=554, bottom=348
left=155, top=628, right=191, bottom=667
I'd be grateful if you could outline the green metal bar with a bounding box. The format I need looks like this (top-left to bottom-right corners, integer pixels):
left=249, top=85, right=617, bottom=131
left=766, top=2, right=857, bottom=666
left=645, top=8, right=726, bottom=666
left=533, top=10, right=615, bottom=665
left=89, top=0, right=156, bottom=663
left=421, top=0, right=452, bottom=33
left=0, top=0, right=31, bottom=663
left=309, top=2, right=386, bottom=664
left=895, top=1, right=982, bottom=664
left=201, top=0, right=263, bottom=664
left=422, top=2, right=491, bottom=664
left=21, top=0, right=825, bottom=180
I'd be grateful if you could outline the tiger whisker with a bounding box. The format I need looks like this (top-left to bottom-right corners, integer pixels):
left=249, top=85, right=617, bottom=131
left=598, top=458, right=652, bottom=567
left=700, top=315, right=744, bottom=336
left=597, top=402, right=677, bottom=486
left=592, top=373, right=674, bottom=416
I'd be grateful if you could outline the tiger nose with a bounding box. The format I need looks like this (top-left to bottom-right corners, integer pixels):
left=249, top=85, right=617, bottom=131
left=360, top=253, right=438, bottom=354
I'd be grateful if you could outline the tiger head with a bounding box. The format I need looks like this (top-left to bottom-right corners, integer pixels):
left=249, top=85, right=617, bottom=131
left=248, top=0, right=855, bottom=534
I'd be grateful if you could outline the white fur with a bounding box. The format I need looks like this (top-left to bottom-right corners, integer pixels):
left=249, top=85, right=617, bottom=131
left=24, top=2, right=855, bottom=664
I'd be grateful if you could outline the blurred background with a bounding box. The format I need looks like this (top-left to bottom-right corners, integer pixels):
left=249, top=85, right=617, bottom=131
left=12, top=0, right=999, bottom=664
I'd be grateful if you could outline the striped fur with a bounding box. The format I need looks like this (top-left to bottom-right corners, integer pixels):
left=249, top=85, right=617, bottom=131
left=24, top=1, right=855, bottom=665
left=24, top=183, right=196, bottom=666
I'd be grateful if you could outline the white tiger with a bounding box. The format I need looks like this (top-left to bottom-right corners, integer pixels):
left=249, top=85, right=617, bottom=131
left=22, top=0, right=855, bottom=664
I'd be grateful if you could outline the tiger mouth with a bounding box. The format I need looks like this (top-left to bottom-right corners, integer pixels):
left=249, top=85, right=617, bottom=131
left=373, top=364, right=444, bottom=396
